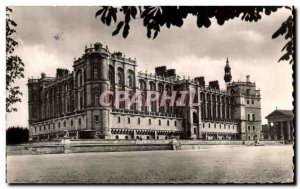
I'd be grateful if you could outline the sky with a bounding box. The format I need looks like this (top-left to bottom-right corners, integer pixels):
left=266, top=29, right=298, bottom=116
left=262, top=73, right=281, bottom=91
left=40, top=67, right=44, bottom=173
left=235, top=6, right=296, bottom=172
left=6, top=6, right=293, bottom=127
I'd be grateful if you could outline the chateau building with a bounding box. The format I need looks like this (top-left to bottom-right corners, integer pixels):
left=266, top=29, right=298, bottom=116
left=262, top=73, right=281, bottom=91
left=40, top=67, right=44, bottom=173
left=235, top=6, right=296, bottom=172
left=28, top=42, right=262, bottom=141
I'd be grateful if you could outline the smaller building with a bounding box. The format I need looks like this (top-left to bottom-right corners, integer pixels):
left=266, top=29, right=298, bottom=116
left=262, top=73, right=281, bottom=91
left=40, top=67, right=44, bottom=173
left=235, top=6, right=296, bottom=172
left=265, top=109, right=294, bottom=142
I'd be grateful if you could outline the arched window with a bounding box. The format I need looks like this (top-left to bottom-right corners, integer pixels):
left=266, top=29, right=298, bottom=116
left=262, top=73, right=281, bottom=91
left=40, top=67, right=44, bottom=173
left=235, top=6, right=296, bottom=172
left=148, top=119, right=151, bottom=125
left=158, top=84, right=163, bottom=93
left=117, top=68, right=124, bottom=85
left=248, top=114, right=250, bottom=121
left=127, top=70, right=134, bottom=88
left=76, top=70, right=83, bottom=87
left=138, top=118, right=140, bottom=125
left=139, top=80, right=146, bottom=90
left=79, top=93, right=83, bottom=110
left=118, top=73, right=123, bottom=85
left=109, top=66, right=114, bottom=84
left=58, top=122, right=61, bottom=128
left=150, top=82, right=155, bottom=91
left=128, top=75, right=133, bottom=88
left=115, top=135, right=119, bottom=140
left=127, top=117, right=130, bottom=124
left=147, top=136, right=150, bottom=140
left=80, top=75, right=83, bottom=86
left=159, top=120, right=161, bottom=126
left=167, top=120, right=169, bottom=126
left=78, top=118, right=81, bottom=126
left=71, top=119, right=73, bottom=126
left=174, top=121, right=177, bottom=127
left=125, top=135, right=129, bottom=140
left=194, top=128, right=197, bottom=134
left=109, top=71, right=114, bottom=83
left=166, top=85, right=171, bottom=95
left=64, top=121, right=66, bottom=127
left=252, top=114, right=255, bottom=121
left=118, top=117, right=121, bottom=123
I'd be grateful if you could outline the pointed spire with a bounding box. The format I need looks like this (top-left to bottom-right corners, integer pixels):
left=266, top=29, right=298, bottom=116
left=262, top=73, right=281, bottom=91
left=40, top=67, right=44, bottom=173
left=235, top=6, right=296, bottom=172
left=224, top=57, right=232, bottom=83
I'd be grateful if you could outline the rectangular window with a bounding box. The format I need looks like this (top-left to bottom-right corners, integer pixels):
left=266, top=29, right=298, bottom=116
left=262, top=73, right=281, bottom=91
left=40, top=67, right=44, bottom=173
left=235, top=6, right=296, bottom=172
left=39, top=126, right=41, bottom=131
left=214, top=123, right=216, bottom=128
left=203, top=124, right=205, bottom=128
left=174, top=121, right=177, bottom=127
left=78, top=118, right=81, bottom=126
left=95, top=115, right=99, bottom=122
left=159, top=120, right=161, bottom=126
left=93, top=68, right=98, bottom=79
left=167, top=120, right=169, bottom=126
left=149, top=119, right=151, bottom=125
left=35, top=127, right=37, bottom=132
left=248, top=126, right=251, bottom=131
left=208, top=123, right=210, bottom=128
left=138, top=118, right=140, bottom=125
left=252, top=100, right=254, bottom=104
left=118, top=117, right=121, bottom=123
left=247, top=100, right=249, bottom=104
left=127, top=117, right=130, bottom=124
left=253, top=126, right=255, bottom=130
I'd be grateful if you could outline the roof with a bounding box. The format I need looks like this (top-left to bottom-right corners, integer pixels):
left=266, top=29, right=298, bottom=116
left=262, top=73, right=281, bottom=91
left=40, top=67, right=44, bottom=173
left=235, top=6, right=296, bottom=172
left=265, top=109, right=294, bottom=119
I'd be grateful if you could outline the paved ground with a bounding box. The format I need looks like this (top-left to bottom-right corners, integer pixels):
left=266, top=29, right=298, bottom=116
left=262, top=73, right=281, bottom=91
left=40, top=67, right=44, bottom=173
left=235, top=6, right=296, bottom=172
left=7, top=145, right=294, bottom=184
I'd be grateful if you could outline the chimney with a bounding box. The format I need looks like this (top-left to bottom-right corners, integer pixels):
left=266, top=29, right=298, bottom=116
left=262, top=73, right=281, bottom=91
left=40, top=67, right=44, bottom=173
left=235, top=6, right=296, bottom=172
left=41, top=72, right=46, bottom=79
left=246, top=75, right=250, bottom=82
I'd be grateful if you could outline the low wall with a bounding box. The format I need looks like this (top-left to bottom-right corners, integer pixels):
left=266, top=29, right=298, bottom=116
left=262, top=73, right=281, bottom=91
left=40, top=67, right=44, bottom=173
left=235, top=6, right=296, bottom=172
left=178, top=140, right=284, bottom=150
left=66, top=139, right=172, bottom=153
left=7, top=139, right=286, bottom=155
left=69, top=143, right=172, bottom=153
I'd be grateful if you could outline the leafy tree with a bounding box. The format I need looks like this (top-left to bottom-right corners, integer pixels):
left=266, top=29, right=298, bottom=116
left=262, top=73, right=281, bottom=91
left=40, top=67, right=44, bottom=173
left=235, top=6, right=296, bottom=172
left=95, top=6, right=293, bottom=64
left=272, top=13, right=294, bottom=64
left=6, top=127, right=29, bottom=144
left=6, top=7, right=25, bottom=112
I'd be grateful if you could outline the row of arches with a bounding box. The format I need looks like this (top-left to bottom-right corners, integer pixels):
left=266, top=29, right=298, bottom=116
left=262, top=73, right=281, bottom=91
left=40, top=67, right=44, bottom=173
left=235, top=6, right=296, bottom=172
left=200, top=93, right=231, bottom=120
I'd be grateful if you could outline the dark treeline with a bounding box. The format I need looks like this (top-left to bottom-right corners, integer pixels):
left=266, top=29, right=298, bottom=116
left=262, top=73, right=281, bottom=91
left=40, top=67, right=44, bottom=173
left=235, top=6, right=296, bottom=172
left=6, top=127, right=29, bottom=144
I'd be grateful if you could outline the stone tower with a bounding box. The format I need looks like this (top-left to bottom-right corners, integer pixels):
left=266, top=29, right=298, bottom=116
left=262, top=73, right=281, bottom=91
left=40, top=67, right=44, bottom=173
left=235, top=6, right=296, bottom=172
left=224, top=58, right=232, bottom=89
left=228, top=75, right=262, bottom=140
left=83, top=42, right=111, bottom=139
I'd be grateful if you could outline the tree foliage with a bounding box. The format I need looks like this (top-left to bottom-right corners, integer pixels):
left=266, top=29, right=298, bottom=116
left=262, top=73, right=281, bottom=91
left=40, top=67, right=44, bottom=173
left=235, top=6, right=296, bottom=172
left=272, top=8, right=294, bottom=64
left=6, top=7, right=25, bottom=112
left=95, top=6, right=294, bottom=64
left=6, top=127, right=29, bottom=144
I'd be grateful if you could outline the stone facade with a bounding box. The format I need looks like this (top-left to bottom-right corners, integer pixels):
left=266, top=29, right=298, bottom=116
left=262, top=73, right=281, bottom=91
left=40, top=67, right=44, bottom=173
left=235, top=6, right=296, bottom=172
left=28, top=42, right=262, bottom=141
left=265, top=109, right=293, bottom=141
